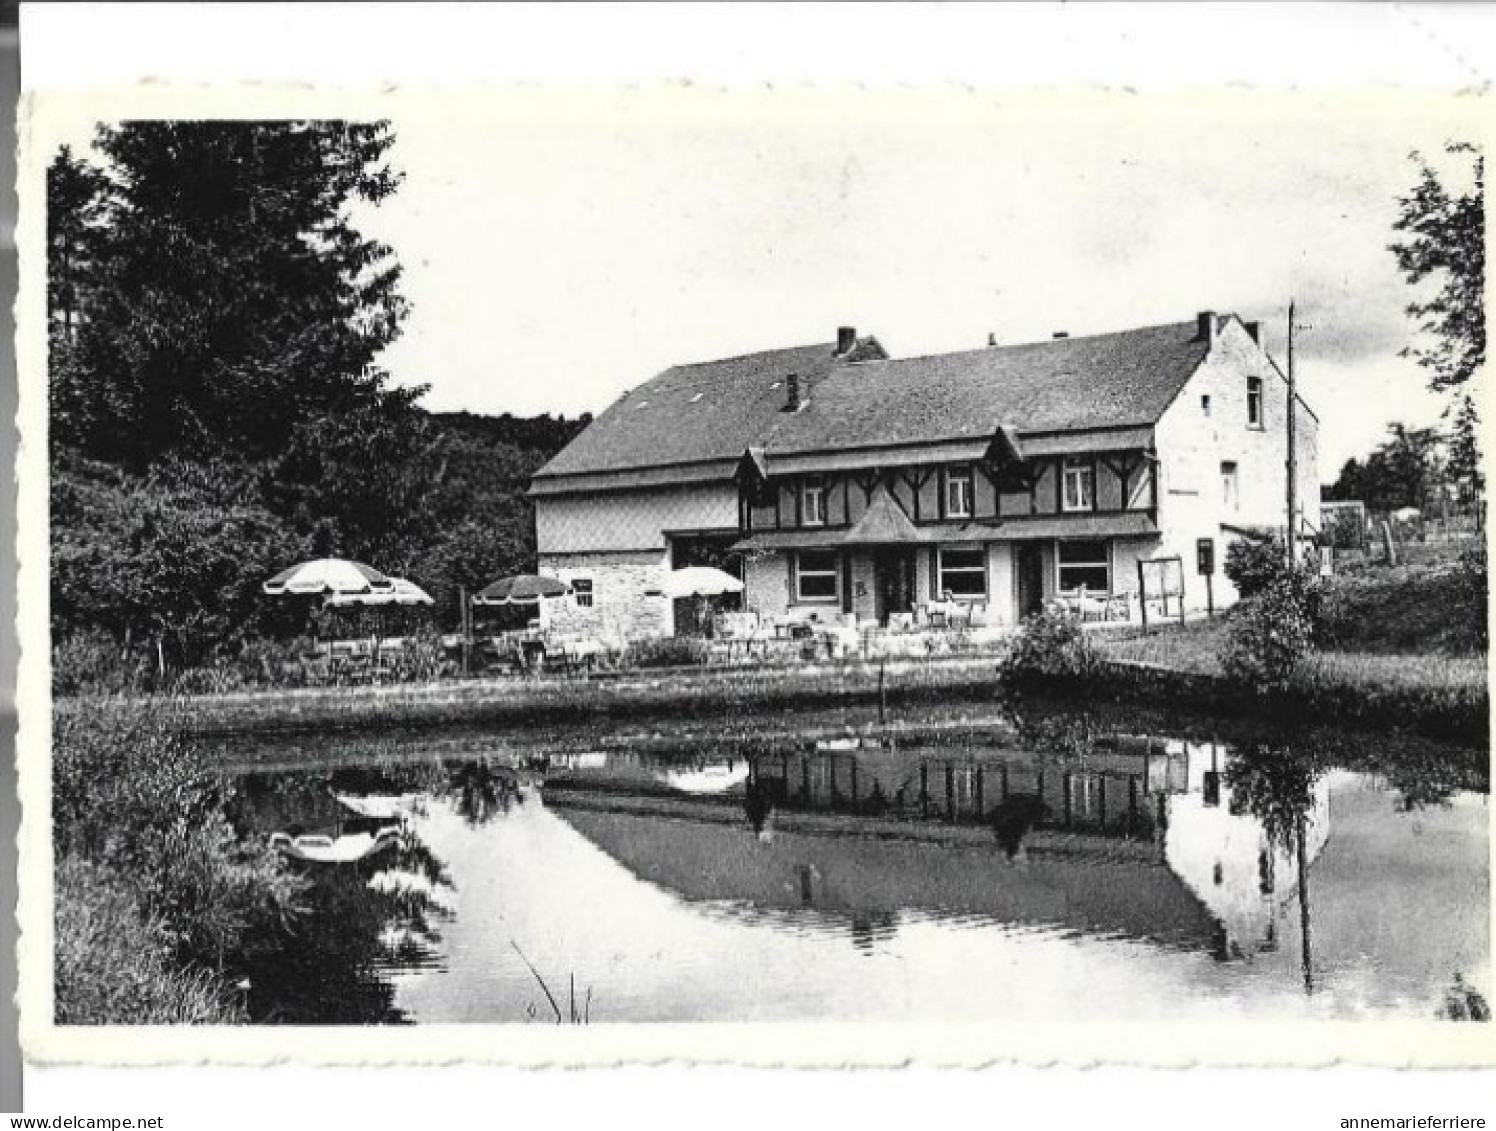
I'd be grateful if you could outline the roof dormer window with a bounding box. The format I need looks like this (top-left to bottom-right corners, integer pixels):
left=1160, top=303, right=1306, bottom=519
left=801, top=479, right=826, bottom=526
left=944, top=466, right=974, bottom=519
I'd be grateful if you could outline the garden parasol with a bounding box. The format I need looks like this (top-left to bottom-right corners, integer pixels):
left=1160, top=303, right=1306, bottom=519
left=323, top=577, right=434, bottom=607
left=263, top=558, right=394, bottom=597
left=472, top=574, right=572, bottom=607
left=651, top=566, right=745, bottom=599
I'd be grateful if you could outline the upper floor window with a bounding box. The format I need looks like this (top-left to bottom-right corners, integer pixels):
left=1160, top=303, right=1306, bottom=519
left=1062, top=459, right=1094, bottom=512
left=945, top=466, right=974, bottom=519
left=572, top=578, right=595, bottom=608
left=1201, top=394, right=1212, bottom=416
left=801, top=479, right=826, bottom=526
left=1247, top=376, right=1263, bottom=428
left=1220, top=461, right=1239, bottom=511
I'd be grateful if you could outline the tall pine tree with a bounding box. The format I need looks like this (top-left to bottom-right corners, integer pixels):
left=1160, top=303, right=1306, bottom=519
left=49, top=120, right=412, bottom=468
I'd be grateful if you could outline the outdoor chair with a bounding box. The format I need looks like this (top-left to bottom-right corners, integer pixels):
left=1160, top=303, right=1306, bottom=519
left=298, top=654, right=334, bottom=686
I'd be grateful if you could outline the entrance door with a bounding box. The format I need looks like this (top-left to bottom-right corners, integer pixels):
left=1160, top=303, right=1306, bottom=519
left=1016, top=543, right=1045, bottom=619
left=873, top=548, right=916, bottom=623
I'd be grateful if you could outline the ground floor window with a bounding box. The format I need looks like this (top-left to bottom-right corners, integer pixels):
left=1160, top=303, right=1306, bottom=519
left=794, top=550, right=841, bottom=603
left=1057, top=539, right=1111, bottom=593
left=572, top=578, right=594, bottom=608
left=936, top=546, right=987, bottom=598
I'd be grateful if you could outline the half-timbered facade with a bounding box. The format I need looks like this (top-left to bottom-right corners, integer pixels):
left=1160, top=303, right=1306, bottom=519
left=529, top=312, right=1318, bottom=639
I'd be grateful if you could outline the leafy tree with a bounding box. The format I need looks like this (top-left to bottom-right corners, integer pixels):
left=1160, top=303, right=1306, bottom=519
left=51, top=120, right=408, bottom=468
left=266, top=392, right=439, bottom=566
left=51, top=452, right=308, bottom=666
left=1390, top=142, right=1484, bottom=396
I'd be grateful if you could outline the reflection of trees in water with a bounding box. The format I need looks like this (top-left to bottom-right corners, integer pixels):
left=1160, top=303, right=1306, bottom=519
left=1007, top=690, right=1487, bottom=816
left=243, top=832, right=455, bottom=1024
left=988, top=793, right=1050, bottom=859
left=1224, top=741, right=1322, bottom=852
left=849, top=912, right=898, bottom=953
left=228, top=766, right=461, bottom=1025
left=1223, top=738, right=1325, bottom=992
left=1439, top=974, right=1491, bottom=1022
left=442, top=760, right=525, bottom=827
left=743, top=778, right=775, bottom=834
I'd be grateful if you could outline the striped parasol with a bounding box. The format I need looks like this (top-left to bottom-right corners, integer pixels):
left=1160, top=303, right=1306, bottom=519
left=323, top=577, right=434, bottom=607
left=472, top=573, right=571, bottom=607
left=263, top=558, right=395, bottom=597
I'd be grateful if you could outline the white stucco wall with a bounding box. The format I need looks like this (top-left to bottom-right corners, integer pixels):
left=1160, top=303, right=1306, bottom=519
left=1154, top=317, right=1320, bottom=612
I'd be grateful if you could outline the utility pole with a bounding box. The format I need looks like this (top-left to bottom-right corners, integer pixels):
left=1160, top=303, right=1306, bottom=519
left=1286, top=300, right=1298, bottom=567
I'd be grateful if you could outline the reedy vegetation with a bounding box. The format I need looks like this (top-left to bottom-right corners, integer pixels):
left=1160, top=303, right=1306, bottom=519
left=53, top=705, right=306, bottom=1022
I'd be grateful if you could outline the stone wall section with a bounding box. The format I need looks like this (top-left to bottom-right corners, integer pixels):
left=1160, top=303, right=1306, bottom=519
left=536, top=549, right=672, bottom=643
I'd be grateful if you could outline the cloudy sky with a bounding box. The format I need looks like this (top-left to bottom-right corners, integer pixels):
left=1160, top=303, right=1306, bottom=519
left=350, top=87, right=1480, bottom=482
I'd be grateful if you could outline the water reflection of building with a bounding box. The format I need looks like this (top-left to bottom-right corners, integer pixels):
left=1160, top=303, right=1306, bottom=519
left=548, top=734, right=1334, bottom=964
left=554, top=802, right=1225, bottom=951
left=1166, top=741, right=1330, bottom=961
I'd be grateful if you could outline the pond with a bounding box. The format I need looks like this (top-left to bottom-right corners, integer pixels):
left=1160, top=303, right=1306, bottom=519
left=217, top=695, right=1490, bottom=1025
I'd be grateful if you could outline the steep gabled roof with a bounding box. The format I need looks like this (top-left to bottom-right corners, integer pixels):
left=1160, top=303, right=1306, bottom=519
left=766, top=321, right=1211, bottom=454
left=534, top=338, right=887, bottom=480
left=842, top=484, right=920, bottom=545
left=534, top=320, right=1214, bottom=488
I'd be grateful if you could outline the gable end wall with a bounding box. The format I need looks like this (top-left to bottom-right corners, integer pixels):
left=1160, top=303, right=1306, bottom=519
left=1154, top=319, right=1319, bottom=608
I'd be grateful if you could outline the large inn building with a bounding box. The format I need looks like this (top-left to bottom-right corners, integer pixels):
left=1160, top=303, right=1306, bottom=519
left=527, top=311, right=1319, bottom=641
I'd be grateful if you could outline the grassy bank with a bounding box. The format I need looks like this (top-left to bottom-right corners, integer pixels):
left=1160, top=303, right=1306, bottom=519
left=73, top=654, right=1011, bottom=738
left=1091, top=559, right=1489, bottom=745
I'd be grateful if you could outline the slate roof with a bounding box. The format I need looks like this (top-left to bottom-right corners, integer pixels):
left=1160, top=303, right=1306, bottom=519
left=766, top=321, right=1211, bottom=455
left=534, top=320, right=1213, bottom=485
left=842, top=484, right=921, bottom=545
left=534, top=338, right=887, bottom=479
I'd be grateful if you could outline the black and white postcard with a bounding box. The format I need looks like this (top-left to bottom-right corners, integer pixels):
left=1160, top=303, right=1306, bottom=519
left=14, top=75, right=1492, bottom=1067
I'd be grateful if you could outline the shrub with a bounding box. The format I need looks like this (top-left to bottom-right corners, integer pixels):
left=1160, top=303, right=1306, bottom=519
left=382, top=628, right=451, bottom=683
left=1224, top=537, right=1289, bottom=599
left=1219, top=581, right=1314, bottom=691
left=619, top=636, right=711, bottom=669
left=52, top=629, right=152, bottom=697
left=1002, top=604, right=1098, bottom=681
left=1455, top=547, right=1489, bottom=652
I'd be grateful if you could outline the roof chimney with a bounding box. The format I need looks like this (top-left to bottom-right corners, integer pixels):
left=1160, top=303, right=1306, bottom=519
left=835, top=326, right=856, bottom=356
left=1052, top=331, right=1069, bottom=340
left=1197, top=310, right=1218, bottom=343
left=1245, top=320, right=1262, bottom=345
left=987, top=332, right=997, bottom=347
left=782, top=373, right=801, bottom=412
